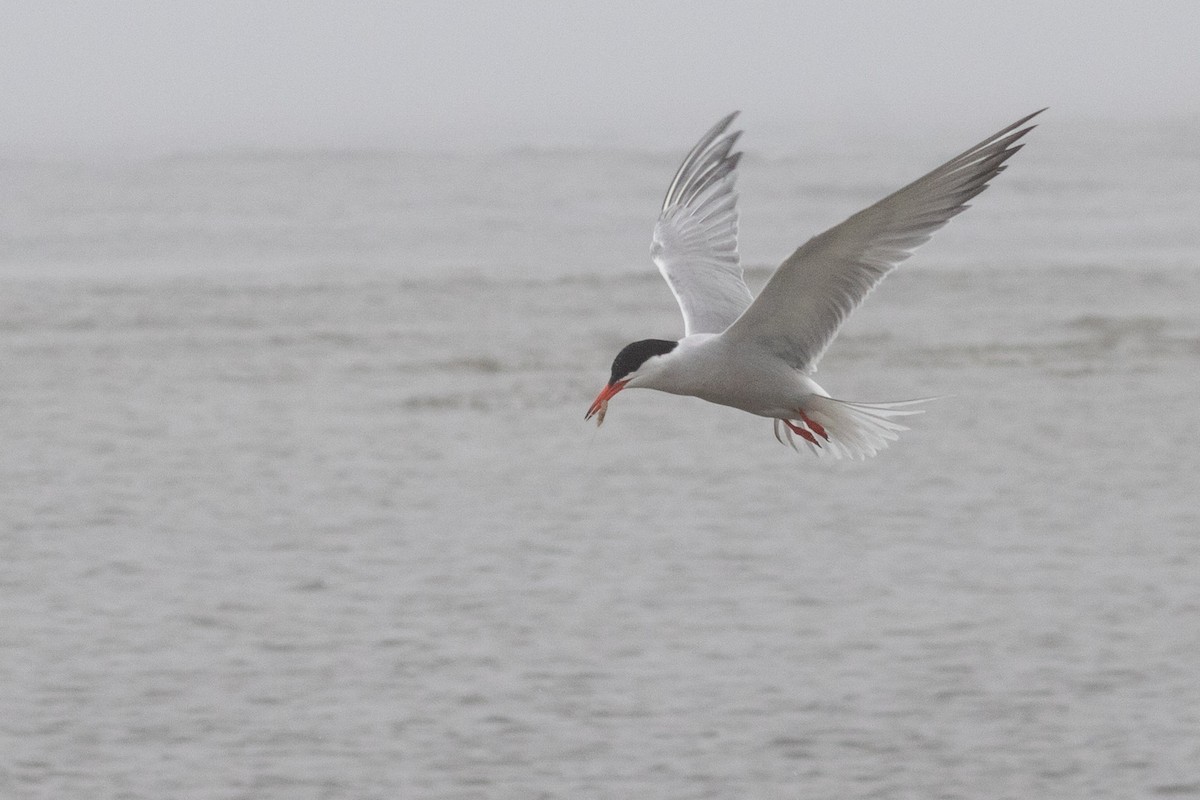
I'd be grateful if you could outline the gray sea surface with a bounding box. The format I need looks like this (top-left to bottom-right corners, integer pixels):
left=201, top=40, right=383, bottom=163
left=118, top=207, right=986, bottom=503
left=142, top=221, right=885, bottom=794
left=2, top=118, right=1199, bottom=799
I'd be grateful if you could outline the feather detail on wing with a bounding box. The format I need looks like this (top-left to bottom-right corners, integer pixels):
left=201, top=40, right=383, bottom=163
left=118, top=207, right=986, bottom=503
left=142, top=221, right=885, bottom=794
left=652, top=112, right=754, bottom=336
left=724, top=109, right=1045, bottom=371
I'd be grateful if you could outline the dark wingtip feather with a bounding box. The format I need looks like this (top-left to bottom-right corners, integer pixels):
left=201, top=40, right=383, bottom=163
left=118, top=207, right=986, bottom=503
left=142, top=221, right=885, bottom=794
left=663, top=115, right=746, bottom=211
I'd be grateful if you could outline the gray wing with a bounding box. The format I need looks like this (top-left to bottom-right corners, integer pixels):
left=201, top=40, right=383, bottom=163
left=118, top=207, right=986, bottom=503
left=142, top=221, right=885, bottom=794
left=651, top=112, right=754, bottom=336
left=723, top=109, right=1044, bottom=371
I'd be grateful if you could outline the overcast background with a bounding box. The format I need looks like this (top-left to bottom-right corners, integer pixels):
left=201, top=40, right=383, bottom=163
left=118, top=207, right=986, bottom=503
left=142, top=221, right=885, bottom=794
left=3, top=1, right=1199, bottom=157
left=4, top=4, right=1200, bottom=798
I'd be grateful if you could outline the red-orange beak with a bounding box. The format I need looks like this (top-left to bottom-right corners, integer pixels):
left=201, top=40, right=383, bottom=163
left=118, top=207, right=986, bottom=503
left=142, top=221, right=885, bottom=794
left=585, top=379, right=629, bottom=425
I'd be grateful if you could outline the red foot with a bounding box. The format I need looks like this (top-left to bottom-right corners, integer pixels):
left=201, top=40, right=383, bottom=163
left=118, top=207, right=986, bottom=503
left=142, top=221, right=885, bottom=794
left=799, top=410, right=829, bottom=441
left=783, top=419, right=821, bottom=447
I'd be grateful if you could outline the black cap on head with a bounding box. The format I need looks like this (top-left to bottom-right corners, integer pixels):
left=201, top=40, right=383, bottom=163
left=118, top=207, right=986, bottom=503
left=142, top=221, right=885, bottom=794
left=609, top=339, right=677, bottom=384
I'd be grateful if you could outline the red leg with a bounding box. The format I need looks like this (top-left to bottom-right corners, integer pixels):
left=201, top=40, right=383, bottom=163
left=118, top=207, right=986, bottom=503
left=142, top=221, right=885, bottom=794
left=783, top=418, right=820, bottom=447
left=799, top=410, right=829, bottom=441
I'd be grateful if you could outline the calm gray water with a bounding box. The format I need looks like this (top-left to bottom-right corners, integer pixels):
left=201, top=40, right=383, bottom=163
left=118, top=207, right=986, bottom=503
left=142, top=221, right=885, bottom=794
left=2, top=118, right=1198, bottom=799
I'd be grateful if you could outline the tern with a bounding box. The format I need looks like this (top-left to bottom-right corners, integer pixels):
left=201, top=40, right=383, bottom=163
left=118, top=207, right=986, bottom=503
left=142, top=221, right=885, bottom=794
left=585, top=109, right=1043, bottom=458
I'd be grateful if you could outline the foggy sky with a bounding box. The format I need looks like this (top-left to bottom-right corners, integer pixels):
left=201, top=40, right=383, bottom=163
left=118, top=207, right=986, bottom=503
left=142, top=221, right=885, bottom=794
left=4, top=1, right=1199, bottom=156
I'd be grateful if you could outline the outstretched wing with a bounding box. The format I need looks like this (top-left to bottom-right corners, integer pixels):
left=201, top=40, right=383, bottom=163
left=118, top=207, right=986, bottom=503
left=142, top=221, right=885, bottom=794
left=651, top=112, right=754, bottom=336
left=723, top=109, right=1045, bottom=371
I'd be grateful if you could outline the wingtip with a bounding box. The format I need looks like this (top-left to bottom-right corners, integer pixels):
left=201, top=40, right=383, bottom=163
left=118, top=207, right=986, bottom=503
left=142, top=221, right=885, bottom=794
left=715, top=110, right=741, bottom=132
left=992, top=108, right=1048, bottom=141
left=1018, top=107, right=1049, bottom=128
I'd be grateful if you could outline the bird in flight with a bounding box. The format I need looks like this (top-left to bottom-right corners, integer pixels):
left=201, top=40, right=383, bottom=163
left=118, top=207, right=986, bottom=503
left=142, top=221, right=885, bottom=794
left=586, top=109, right=1043, bottom=458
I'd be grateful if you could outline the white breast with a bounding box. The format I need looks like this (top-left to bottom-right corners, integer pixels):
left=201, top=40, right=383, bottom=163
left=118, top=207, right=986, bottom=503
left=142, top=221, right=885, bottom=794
left=636, top=334, right=825, bottom=418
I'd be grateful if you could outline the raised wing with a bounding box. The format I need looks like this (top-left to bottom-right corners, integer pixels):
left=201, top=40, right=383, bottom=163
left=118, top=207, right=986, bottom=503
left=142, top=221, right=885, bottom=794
left=724, top=109, right=1044, bottom=371
left=651, top=112, right=754, bottom=336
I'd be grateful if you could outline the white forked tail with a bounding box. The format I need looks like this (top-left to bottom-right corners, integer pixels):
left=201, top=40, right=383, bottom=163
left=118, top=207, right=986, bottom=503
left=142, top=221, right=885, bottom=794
left=773, top=397, right=934, bottom=460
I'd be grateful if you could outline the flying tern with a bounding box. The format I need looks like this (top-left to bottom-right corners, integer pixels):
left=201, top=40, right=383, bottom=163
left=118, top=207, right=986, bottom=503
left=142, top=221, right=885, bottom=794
left=586, top=109, right=1043, bottom=458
